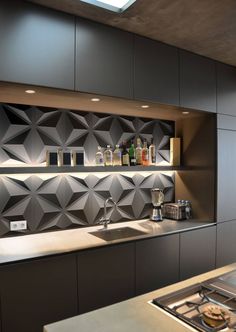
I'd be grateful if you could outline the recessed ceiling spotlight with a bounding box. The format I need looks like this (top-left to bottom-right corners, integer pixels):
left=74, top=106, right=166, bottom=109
left=141, top=105, right=150, bottom=109
left=80, top=0, right=136, bottom=13
left=25, top=89, right=36, bottom=94
left=91, top=98, right=100, bottom=102
left=182, top=111, right=190, bottom=115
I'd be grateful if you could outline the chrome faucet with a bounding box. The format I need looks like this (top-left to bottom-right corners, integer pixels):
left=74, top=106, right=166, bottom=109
left=99, top=197, right=117, bottom=229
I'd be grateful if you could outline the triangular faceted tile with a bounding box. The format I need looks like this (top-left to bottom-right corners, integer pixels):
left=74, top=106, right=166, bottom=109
left=4, top=107, right=29, bottom=125
left=3, top=196, right=31, bottom=218
left=0, top=218, right=11, bottom=237
left=5, top=130, right=29, bottom=144
left=1, top=125, right=28, bottom=143
left=69, top=111, right=89, bottom=128
left=38, top=111, right=61, bottom=127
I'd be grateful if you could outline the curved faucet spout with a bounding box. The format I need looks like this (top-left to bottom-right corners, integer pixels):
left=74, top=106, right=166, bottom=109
left=100, top=197, right=117, bottom=229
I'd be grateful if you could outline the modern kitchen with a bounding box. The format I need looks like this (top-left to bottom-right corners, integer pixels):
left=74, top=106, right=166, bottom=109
left=0, top=0, right=236, bottom=331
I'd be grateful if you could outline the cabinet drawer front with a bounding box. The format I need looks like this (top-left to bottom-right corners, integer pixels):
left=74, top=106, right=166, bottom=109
left=136, top=234, right=179, bottom=295
left=180, top=226, right=216, bottom=280
left=77, top=243, right=135, bottom=313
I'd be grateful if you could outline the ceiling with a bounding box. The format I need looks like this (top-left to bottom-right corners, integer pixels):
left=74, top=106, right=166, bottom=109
left=27, top=0, right=236, bottom=67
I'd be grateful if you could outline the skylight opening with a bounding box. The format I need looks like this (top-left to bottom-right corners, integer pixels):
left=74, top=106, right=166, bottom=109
left=80, top=0, right=136, bottom=13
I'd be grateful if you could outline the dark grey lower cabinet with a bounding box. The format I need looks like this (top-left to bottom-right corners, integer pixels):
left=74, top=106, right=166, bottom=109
left=216, top=220, right=236, bottom=267
left=77, top=243, right=135, bottom=314
left=0, top=254, right=78, bottom=332
left=135, top=234, right=179, bottom=295
left=0, top=295, right=1, bottom=332
left=180, top=226, right=216, bottom=280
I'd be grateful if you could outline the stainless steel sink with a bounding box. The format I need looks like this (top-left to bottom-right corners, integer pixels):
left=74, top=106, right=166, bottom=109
left=89, top=226, right=147, bottom=241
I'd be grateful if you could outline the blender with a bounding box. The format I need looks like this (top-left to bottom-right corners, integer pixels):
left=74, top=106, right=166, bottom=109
left=150, top=188, right=164, bottom=221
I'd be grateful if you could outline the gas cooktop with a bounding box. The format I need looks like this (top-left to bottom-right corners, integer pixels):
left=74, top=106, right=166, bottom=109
left=152, top=270, right=236, bottom=332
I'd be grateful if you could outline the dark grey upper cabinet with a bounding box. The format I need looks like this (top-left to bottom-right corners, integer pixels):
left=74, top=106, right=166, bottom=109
left=0, top=0, right=75, bottom=90
left=217, top=129, right=236, bottom=222
left=180, top=226, right=216, bottom=280
left=180, top=50, right=216, bottom=112
left=217, top=63, right=236, bottom=116
left=134, top=36, right=179, bottom=105
left=216, top=220, right=236, bottom=268
left=0, top=254, right=78, bottom=332
left=76, top=18, right=133, bottom=99
left=217, top=113, right=236, bottom=130
left=136, top=234, right=179, bottom=295
left=77, top=243, right=135, bottom=314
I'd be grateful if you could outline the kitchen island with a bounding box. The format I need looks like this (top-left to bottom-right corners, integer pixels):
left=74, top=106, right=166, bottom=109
left=44, top=263, right=236, bottom=332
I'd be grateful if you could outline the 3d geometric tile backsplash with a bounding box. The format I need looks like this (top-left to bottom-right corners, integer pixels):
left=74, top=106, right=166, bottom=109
left=0, top=103, right=175, bottom=237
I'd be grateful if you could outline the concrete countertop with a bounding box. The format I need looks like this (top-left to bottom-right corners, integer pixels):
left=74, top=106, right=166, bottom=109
left=44, top=263, right=236, bottom=332
left=0, top=218, right=214, bottom=264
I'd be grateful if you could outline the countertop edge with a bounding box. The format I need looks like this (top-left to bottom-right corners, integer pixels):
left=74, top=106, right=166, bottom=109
left=0, top=219, right=215, bottom=265
left=43, top=263, right=236, bottom=332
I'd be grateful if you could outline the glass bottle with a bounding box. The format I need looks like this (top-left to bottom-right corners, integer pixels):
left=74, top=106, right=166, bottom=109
left=142, top=140, right=149, bottom=166
left=122, top=141, right=130, bottom=166
left=129, top=140, right=136, bottom=166
left=149, top=138, right=156, bottom=165
left=104, top=145, right=113, bottom=166
left=185, top=200, right=192, bottom=219
left=136, top=137, right=142, bottom=165
left=95, top=146, right=104, bottom=166
left=113, top=144, right=122, bottom=166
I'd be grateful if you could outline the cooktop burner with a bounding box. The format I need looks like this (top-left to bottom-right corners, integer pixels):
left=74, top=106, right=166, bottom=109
left=152, top=280, right=236, bottom=332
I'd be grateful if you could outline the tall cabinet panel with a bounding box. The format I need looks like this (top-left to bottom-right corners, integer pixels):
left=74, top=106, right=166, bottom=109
left=76, top=18, right=133, bottom=99
left=180, top=50, right=216, bottom=112
left=180, top=226, right=216, bottom=280
left=217, top=63, right=236, bottom=116
left=217, top=128, right=236, bottom=222
left=77, top=243, right=135, bottom=314
left=216, top=220, right=236, bottom=268
left=136, top=234, right=179, bottom=295
left=0, top=254, right=78, bottom=332
left=134, top=35, right=179, bottom=105
left=0, top=0, right=75, bottom=90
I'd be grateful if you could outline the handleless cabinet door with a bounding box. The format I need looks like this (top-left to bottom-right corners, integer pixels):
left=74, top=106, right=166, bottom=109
left=0, top=254, right=78, bottom=332
left=217, top=129, right=236, bottom=222
left=0, top=294, right=1, bottom=332
left=216, top=220, right=236, bottom=267
left=180, top=226, right=216, bottom=280
left=217, top=63, right=236, bottom=116
left=77, top=243, right=135, bottom=314
left=180, top=50, right=216, bottom=112
left=134, top=35, right=179, bottom=106
left=0, top=0, right=75, bottom=90
left=136, top=234, right=179, bottom=295
left=76, top=18, right=133, bottom=99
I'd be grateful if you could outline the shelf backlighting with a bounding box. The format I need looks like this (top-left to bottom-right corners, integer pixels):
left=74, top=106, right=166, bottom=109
left=80, top=0, right=136, bottom=13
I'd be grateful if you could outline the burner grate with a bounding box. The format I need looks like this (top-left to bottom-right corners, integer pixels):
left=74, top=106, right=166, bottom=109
left=153, top=284, right=236, bottom=332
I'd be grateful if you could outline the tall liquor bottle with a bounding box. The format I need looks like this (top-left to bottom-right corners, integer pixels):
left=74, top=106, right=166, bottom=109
left=136, top=137, right=142, bottom=165
left=129, top=140, right=136, bottom=166
left=122, top=141, right=130, bottom=166
left=149, top=138, right=156, bottom=165
left=142, top=140, right=149, bottom=166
